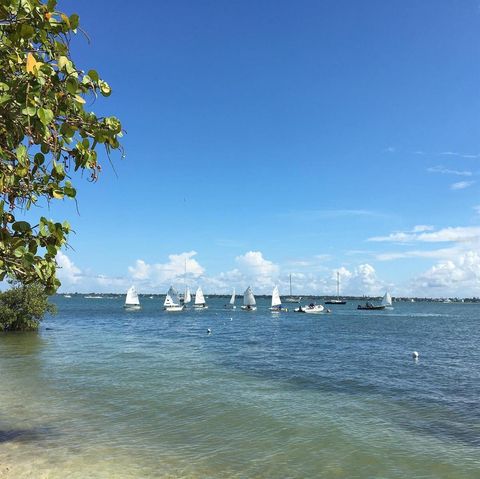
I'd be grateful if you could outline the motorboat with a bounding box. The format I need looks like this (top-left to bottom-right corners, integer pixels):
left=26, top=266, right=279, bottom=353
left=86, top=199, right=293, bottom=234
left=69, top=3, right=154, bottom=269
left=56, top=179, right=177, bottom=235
left=357, top=301, right=385, bottom=310
left=295, top=303, right=325, bottom=314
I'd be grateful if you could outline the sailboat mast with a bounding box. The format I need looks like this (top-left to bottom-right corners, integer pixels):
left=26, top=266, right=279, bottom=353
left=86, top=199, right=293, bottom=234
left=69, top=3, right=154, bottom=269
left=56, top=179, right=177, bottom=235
left=184, top=259, right=188, bottom=302
left=336, top=271, right=340, bottom=298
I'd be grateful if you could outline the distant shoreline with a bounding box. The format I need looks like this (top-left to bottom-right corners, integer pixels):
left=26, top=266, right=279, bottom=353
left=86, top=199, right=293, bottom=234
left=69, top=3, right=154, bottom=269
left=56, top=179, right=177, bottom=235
left=54, top=293, right=480, bottom=303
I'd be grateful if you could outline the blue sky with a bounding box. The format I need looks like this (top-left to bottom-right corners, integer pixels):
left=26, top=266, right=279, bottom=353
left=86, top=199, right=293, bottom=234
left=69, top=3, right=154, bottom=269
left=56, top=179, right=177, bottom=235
left=43, top=0, right=480, bottom=296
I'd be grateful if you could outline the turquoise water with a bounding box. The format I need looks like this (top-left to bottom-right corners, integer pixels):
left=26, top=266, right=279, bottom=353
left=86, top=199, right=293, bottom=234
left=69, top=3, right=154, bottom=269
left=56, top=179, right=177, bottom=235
left=1, top=297, right=479, bottom=478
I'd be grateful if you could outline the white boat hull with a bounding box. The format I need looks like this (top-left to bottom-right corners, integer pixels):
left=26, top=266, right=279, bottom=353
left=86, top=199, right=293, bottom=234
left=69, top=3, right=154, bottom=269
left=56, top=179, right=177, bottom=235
left=124, top=304, right=141, bottom=310
left=164, top=305, right=184, bottom=312
left=194, top=304, right=208, bottom=309
left=241, top=305, right=257, bottom=311
left=269, top=306, right=288, bottom=312
left=295, top=304, right=325, bottom=314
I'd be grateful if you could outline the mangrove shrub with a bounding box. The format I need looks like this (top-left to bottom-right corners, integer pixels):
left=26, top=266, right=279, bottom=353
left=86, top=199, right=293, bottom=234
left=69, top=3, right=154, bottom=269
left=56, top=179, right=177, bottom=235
left=0, top=282, right=56, bottom=331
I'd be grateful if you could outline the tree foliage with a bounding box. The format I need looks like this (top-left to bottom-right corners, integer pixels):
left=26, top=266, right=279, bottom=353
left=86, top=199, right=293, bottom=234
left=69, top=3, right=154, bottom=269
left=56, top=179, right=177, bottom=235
left=0, top=0, right=122, bottom=293
left=0, top=281, right=56, bottom=331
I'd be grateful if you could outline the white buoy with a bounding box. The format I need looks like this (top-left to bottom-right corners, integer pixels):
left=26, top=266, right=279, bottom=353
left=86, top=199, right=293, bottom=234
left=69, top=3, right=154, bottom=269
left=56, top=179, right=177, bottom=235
left=412, top=351, right=419, bottom=360
left=207, top=328, right=211, bottom=334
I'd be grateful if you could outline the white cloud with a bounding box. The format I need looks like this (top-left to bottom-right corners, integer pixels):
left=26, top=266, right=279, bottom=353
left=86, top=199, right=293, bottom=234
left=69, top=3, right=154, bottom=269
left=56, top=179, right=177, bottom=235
left=56, top=251, right=82, bottom=285
left=314, top=254, right=332, bottom=261
left=369, top=232, right=415, bottom=243
left=279, top=209, right=387, bottom=221
left=128, top=260, right=150, bottom=280
left=417, top=227, right=480, bottom=243
left=319, top=264, right=385, bottom=296
left=349, top=264, right=383, bottom=295
left=440, top=151, right=479, bottom=159
left=235, top=251, right=279, bottom=276
left=128, top=251, right=204, bottom=288
left=412, top=225, right=434, bottom=233
left=376, top=247, right=459, bottom=261
left=474, top=205, right=480, bottom=215
left=234, top=251, right=279, bottom=289
left=409, top=251, right=480, bottom=296
left=56, top=252, right=129, bottom=293
left=369, top=226, right=480, bottom=244
left=427, top=165, right=472, bottom=176
left=451, top=180, right=475, bottom=190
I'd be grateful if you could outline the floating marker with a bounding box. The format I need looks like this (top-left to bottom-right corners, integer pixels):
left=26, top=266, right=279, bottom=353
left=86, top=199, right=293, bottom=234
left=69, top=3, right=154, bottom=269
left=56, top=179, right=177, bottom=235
left=412, top=351, right=419, bottom=360
left=207, top=328, right=211, bottom=334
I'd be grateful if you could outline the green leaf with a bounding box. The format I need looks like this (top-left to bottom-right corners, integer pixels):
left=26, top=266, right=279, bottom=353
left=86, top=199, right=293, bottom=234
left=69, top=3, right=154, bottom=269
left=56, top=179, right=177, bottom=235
left=58, top=55, right=69, bottom=70
left=38, top=107, right=54, bottom=125
left=52, top=189, right=64, bottom=199
left=0, top=94, right=12, bottom=105
left=60, top=13, right=70, bottom=28
left=16, top=144, right=28, bottom=163
left=87, top=69, right=99, bottom=82
left=34, top=153, right=45, bottom=165
left=60, top=122, right=75, bottom=138
left=99, top=80, right=111, bottom=97
left=12, top=221, right=32, bottom=233
left=21, top=106, right=37, bottom=116
left=64, top=185, right=76, bottom=198
left=69, top=13, right=79, bottom=30
left=66, top=77, right=78, bottom=95
left=20, top=24, right=34, bottom=39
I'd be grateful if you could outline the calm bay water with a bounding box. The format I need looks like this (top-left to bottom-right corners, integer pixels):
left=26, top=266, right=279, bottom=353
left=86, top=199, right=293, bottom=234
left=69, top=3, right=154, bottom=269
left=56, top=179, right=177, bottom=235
left=1, top=297, right=479, bottom=478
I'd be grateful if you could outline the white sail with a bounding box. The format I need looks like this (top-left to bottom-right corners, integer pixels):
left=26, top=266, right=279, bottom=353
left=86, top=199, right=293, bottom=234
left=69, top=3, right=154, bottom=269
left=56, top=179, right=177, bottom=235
left=381, top=292, right=392, bottom=306
left=229, top=288, right=236, bottom=305
left=243, top=286, right=256, bottom=306
left=125, top=286, right=140, bottom=306
left=164, top=286, right=180, bottom=306
left=195, top=287, right=205, bottom=305
left=184, top=287, right=191, bottom=304
left=271, top=286, right=281, bottom=307
left=164, top=294, right=175, bottom=307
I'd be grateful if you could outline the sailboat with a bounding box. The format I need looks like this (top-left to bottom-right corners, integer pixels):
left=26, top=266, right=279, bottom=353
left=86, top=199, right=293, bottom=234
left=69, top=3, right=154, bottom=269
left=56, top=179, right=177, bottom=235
left=225, top=288, right=236, bottom=309
left=163, top=286, right=184, bottom=312
left=381, top=292, right=393, bottom=309
left=270, top=285, right=287, bottom=312
left=241, top=286, right=257, bottom=311
left=325, top=272, right=347, bottom=305
left=194, top=286, right=208, bottom=309
left=180, top=260, right=191, bottom=306
left=284, top=274, right=301, bottom=303
left=124, top=285, right=141, bottom=310
left=184, top=287, right=192, bottom=306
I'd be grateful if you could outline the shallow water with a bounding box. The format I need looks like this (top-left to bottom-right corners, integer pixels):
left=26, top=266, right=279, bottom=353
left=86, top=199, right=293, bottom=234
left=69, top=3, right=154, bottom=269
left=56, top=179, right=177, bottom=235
left=1, top=297, right=479, bottom=478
